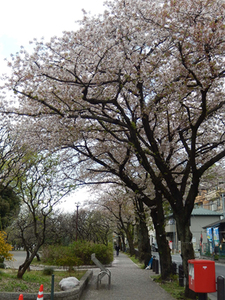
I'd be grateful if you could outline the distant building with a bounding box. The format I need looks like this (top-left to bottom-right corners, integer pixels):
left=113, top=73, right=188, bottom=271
left=195, top=187, right=225, bottom=215
left=194, top=185, right=225, bottom=254
left=165, top=208, right=222, bottom=253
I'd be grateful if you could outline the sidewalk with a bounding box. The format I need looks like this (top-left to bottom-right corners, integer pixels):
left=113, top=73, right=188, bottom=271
left=81, top=252, right=176, bottom=300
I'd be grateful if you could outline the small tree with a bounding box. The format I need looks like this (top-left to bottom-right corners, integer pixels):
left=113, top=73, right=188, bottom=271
left=0, top=231, right=13, bottom=263
left=8, top=152, right=76, bottom=278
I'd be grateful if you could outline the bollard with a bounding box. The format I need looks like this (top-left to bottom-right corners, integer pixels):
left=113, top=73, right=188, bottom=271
left=172, top=262, right=177, bottom=275
left=155, top=259, right=159, bottom=274
left=51, top=274, right=55, bottom=300
left=198, top=293, right=207, bottom=300
left=178, top=264, right=184, bottom=287
left=152, top=258, right=156, bottom=272
left=217, top=276, right=225, bottom=300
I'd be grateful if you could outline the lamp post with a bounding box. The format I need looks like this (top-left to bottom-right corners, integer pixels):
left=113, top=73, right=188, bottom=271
left=218, top=182, right=225, bottom=219
left=76, top=204, right=79, bottom=241
left=219, top=182, right=225, bottom=219
left=222, top=193, right=225, bottom=219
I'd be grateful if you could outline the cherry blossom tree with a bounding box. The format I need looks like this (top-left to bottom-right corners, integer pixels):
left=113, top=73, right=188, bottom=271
left=95, top=184, right=163, bottom=267
left=2, top=0, right=225, bottom=296
left=94, top=187, right=141, bottom=256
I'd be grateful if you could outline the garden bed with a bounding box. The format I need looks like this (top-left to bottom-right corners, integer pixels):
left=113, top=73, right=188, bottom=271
left=0, top=269, right=93, bottom=300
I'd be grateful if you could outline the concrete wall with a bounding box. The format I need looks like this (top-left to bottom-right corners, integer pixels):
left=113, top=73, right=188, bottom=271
left=0, top=270, right=93, bottom=300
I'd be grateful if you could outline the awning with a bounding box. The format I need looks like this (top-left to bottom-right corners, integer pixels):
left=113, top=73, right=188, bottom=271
left=203, top=218, right=225, bottom=229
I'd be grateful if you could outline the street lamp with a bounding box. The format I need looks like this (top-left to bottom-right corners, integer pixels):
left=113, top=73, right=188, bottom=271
left=222, top=193, right=225, bottom=219
left=219, top=182, right=225, bottom=219
left=76, top=204, right=79, bottom=241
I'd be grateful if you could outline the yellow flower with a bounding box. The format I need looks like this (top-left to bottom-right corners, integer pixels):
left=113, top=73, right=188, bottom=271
left=0, top=231, right=14, bottom=262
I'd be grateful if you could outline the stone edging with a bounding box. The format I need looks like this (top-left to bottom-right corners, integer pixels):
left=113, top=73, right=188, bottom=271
left=0, top=269, right=93, bottom=300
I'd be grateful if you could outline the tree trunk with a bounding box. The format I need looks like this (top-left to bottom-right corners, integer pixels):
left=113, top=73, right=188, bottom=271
left=137, top=217, right=151, bottom=267
left=121, top=231, right=126, bottom=252
left=36, top=252, right=41, bottom=262
left=17, top=246, right=41, bottom=278
left=150, top=191, right=172, bottom=280
left=125, top=223, right=135, bottom=256
left=175, top=214, right=196, bottom=299
left=17, top=258, right=33, bottom=278
left=135, top=198, right=151, bottom=267
left=17, top=250, right=33, bottom=278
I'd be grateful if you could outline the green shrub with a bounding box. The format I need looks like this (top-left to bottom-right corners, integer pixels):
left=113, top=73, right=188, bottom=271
left=0, top=263, right=5, bottom=269
left=42, top=241, right=113, bottom=267
left=214, top=254, right=219, bottom=260
left=42, top=267, right=54, bottom=275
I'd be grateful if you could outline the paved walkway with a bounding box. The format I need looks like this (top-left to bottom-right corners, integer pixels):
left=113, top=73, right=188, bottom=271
left=81, top=252, right=176, bottom=300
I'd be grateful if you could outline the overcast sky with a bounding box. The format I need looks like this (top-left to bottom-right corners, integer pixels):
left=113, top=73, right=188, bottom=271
left=0, top=0, right=106, bottom=211
left=0, top=0, right=106, bottom=73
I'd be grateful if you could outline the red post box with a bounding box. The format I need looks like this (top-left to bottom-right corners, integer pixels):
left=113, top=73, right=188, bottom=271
left=188, top=259, right=216, bottom=293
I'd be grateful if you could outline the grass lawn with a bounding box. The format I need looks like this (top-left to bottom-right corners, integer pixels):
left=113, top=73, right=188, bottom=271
left=0, top=269, right=86, bottom=293
left=152, top=275, right=194, bottom=300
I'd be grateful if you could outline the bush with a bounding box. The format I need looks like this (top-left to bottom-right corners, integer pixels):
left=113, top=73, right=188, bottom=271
left=42, top=267, right=54, bottom=275
left=42, top=241, right=113, bottom=267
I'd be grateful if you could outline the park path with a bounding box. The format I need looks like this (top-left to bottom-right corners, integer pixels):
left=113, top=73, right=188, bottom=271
left=81, top=252, right=176, bottom=300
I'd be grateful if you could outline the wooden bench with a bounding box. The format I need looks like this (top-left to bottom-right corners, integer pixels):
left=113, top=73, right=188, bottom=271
left=91, top=253, right=111, bottom=289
